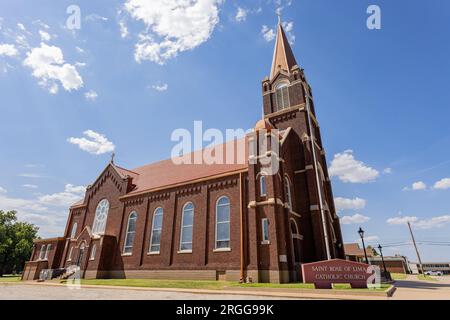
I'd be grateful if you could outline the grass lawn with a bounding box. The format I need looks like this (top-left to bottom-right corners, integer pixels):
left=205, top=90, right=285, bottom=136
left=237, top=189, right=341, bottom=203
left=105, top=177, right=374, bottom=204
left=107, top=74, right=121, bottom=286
left=0, top=275, right=21, bottom=282
left=391, top=273, right=407, bottom=280
left=70, top=278, right=389, bottom=292
left=417, top=275, right=437, bottom=281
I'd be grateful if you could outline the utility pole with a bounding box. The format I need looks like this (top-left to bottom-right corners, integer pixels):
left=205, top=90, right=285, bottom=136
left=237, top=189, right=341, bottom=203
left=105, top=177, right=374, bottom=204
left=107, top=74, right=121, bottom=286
left=407, top=221, right=424, bottom=275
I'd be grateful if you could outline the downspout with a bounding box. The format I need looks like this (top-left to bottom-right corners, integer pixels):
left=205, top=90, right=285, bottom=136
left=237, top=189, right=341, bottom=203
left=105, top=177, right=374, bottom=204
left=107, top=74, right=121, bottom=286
left=239, top=172, right=245, bottom=282
left=302, top=82, right=332, bottom=260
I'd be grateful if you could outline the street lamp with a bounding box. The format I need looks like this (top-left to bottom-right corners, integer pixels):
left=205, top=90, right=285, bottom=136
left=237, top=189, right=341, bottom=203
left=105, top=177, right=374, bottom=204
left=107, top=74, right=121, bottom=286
left=378, top=244, right=391, bottom=281
left=358, top=227, right=369, bottom=264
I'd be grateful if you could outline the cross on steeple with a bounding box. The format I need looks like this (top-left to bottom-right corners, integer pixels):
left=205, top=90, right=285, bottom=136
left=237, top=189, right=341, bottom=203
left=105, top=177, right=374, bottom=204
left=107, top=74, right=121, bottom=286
left=277, top=11, right=282, bottom=25
left=110, top=152, right=115, bottom=164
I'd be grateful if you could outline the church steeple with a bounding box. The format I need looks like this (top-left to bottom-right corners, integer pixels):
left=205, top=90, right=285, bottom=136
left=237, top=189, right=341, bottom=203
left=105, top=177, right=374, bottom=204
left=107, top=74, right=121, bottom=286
left=270, top=18, right=298, bottom=81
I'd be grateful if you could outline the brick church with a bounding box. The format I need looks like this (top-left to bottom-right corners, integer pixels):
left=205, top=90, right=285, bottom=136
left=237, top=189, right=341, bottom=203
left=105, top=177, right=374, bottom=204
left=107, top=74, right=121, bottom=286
left=23, top=21, right=345, bottom=283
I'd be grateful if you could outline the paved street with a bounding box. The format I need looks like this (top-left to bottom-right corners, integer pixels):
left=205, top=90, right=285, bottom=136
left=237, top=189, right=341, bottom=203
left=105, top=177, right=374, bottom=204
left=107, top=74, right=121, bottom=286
left=392, top=275, right=450, bottom=300
left=1, top=276, right=449, bottom=300
left=0, top=283, right=295, bottom=300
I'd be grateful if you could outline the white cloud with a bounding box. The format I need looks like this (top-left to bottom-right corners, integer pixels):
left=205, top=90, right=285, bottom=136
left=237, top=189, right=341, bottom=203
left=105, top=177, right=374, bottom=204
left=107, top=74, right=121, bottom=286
left=23, top=184, right=38, bottom=189
left=0, top=184, right=83, bottom=237
left=151, top=83, right=168, bottom=92
left=386, top=216, right=418, bottom=225
left=24, top=164, right=45, bottom=168
left=329, top=150, right=379, bottom=183
left=261, top=25, right=276, bottom=42
left=0, top=193, right=48, bottom=214
left=85, top=14, right=109, bottom=22
left=235, top=7, right=248, bottom=22
left=0, top=43, right=18, bottom=57
left=403, top=181, right=427, bottom=191
left=17, top=23, right=26, bottom=31
left=68, top=130, right=115, bottom=155
left=387, top=214, right=450, bottom=230
left=32, top=20, right=50, bottom=30
left=18, top=173, right=45, bottom=178
left=38, top=184, right=85, bottom=207
left=363, top=235, right=379, bottom=242
left=75, top=46, right=85, bottom=54
left=434, top=178, right=450, bottom=190
left=84, top=90, right=98, bottom=101
left=414, top=215, right=450, bottom=229
left=383, top=168, right=392, bottom=174
left=282, top=21, right=295, bottom=45
left=334, top=197, right=366, bottom=211
left=23, top=43, right=84, bottom=94
left=119, top=21, right=129, bottom=38
left=39, top=30, right=51, bottom=42
left=0, top=186, right=7, bottom=193
left=125, top=0, right=223, bottom=65
left=341, top=214, right=370, bottom=225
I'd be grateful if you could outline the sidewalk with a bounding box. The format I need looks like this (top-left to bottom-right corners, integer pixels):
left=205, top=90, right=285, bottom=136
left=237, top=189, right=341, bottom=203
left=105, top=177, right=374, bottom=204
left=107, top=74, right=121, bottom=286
left=11, top=280, right=396, bottom=300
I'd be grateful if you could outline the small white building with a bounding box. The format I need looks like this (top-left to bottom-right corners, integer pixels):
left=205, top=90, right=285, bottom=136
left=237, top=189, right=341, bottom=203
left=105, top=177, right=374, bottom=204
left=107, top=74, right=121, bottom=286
left=409, top=262, right=450, bottom=274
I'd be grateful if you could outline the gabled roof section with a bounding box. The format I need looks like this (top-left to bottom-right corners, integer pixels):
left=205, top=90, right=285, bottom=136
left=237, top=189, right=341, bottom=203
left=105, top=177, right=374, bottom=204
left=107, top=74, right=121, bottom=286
left=344, top=243, right=374, bottom=257
left=126, top=138, right=249, bottom=196
left=270, top=22, right=298, bottom=81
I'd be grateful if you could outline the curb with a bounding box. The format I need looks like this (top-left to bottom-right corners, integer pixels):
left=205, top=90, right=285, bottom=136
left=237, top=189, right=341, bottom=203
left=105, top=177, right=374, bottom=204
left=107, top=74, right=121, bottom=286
left=7, top=281, right=395, bottom=300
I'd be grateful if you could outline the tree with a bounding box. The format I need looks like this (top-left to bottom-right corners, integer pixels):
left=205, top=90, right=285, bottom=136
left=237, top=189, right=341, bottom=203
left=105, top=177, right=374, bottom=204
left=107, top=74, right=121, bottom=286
left=0, top=210, right=39, bottom=276
left=367, top=245, right=379, bottom=257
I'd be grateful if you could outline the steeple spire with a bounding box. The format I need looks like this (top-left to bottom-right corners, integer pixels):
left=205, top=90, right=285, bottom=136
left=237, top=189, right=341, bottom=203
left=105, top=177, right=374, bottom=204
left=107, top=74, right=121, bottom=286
left=270, top=16, right=298, bottom=81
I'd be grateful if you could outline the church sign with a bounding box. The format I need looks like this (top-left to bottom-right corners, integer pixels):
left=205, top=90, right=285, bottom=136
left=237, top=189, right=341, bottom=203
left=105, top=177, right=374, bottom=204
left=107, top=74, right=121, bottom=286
left=301, top=259, right=376, bottom=289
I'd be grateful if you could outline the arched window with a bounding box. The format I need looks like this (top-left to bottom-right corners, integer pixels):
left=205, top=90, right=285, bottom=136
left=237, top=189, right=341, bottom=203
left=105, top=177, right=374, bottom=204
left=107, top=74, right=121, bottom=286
left=92, top=199, right=109, bottom=235
left=149, top=207, right=164, bottom=253
left=215, top=196, right=231, bottom=249
left=123, top=211, right=138, bottom=254
left=44, top=244, right=52, bottom=260
left=180, top=202, right=194, bottom=252
left=90, top=244, right=97, bottom=260
left=39, top=245, right=46, bottom=260
left=260, top=175, right=267, bottom=197
left=70, top=222, right=78, bottom=239
left=275, top=82, right=290, bottom=110
left=284, top=176, right=293, bottom=210
left=290, top=219, right=301, bottom=263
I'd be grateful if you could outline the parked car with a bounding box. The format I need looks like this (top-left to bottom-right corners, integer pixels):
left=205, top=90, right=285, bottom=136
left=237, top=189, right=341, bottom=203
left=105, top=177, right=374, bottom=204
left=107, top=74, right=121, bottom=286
left=424, top=271, right=443, bottom=276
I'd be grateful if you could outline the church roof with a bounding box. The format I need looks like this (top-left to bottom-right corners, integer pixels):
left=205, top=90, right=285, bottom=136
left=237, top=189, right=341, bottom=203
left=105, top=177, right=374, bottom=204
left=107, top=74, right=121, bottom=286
left=70, top=127, right=295, bottom=206
left=122, top=138, right=249, bottom=197
left=270, top=21, right=298, bottom=80
left=344, top=243, right=374, bottom=257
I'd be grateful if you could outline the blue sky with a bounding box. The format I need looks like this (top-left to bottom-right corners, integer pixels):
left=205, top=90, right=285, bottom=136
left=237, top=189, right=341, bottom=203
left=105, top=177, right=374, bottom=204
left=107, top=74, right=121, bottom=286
left=1, top=0, right=450, bottom=262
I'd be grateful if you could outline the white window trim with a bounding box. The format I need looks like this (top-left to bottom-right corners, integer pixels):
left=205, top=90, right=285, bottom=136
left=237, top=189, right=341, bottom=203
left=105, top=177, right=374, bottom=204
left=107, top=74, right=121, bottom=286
left=44, top=244, right=51, bottom=260
left=284, top=175, right=293, bottom=210
left=177, top=250, right=193, bottom=254
left=215, top=196, right=231, bottom=250
left=70, top=222, right=78, bottom=239
left=39, top=245, right=46, bottom=260
left=149, top=207, right=164, bottom=254
left=261, top=218, right=270, bottom=244
left=67, top=246, right=73, bottom=261
left=274, top=81, right=290, bottom=111
left=92, top=199, right=110, bottom=235
left=179, top=202, right=194, bottom=252
left=89, top=244, right=97, bottom=261
left=123, top=211, right=137, bottom=255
